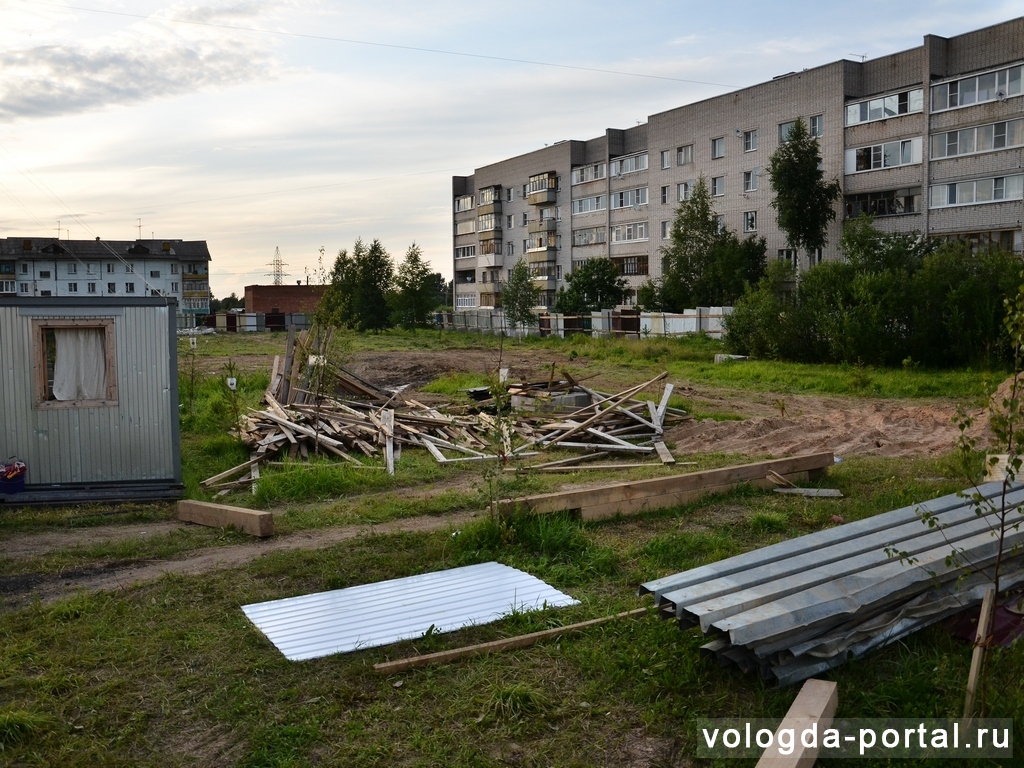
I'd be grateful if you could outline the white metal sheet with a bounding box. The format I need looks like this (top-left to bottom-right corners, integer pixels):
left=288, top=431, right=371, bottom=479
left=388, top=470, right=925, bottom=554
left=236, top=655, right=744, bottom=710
left=242, top=561, right=578, bottom=661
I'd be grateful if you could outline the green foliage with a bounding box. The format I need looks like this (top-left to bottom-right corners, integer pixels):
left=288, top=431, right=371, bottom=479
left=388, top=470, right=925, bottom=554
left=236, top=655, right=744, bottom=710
left=390, top=242, right=438, bottom=329
left=502, top=258, right=540, bottom=334
left=656, top=176, right=767, bottom=310
left=554, top=257, right=627, bottom=314
left=0, top=708, right=51, bottom=747
left=209, top=292, right=243, bottom=313
left=421, top=371, right=491, bottom=396
left=766, top=116, right=842, bottom=254
left=316, top=238, right=394, bottom=332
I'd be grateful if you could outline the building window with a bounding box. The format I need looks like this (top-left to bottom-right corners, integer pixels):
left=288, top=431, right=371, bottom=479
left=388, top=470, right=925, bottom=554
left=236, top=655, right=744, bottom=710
left=610, top=221, right=648, bottom=243
left=454, top=195, right=474, bottom=213
left=661, top=221, right=671, bottom=239
left=660, top=185, right=670, bottom=205
left=20, top=263, right=28, bottom=274
left=743, top=170, right=758, bottom=192
left=506, top=187, right=513, bottom=202
left=711, top=137, right=724, bottom=159
left=477, top=213, right=498, bottom=231
left=938, top=229, right=1023, bottom=254
left=127, top=263, right=135, bottom=273
left=571, top=195, right=607, bottom=215
left=454, top=245, right=476, bottom=259
left=125, top=282, right=135, bottom=293
left=40, top=270, right=51, bottom=279
left=610, top=153, right=647, bottom=177
left=929, top=174, right=1024, bottom=208
left=845, top=188, right=922, bottom=218
left=107, top=263, right=115, bottom=273
left=522, top=239, right=529, bottom=253
left=572, top=227, right=606, bottom=246
left=931, top=118, right=1024, bottom=159
left=931, top=64, right=1022, bottom=111
left=67, top=282, right=78, bottom=293
left=809, top=248, right=823, bottom=266
left=778, top=248, right=796, bottom=264
left=1, top=281, right=16, bottom=293
left=711, top=177, right=724, bottom=197
left=527, top=173, right=557, bottom=193
left=779, top=121, right=796, bottom=143
left=809, top=115, right=823, bottom=137
left=610, top=255, right=649, bottom=276
left=846, top=88, right=924, bottom=125
left=18, top=282, right=29, bottom=292
left=845, top=137, right=922, bottom=173
left=171, top=282, right=179, bottom=293
left=521, top=212, right=528, bottom=226
left=610, top=188, right=648, bottom=209
left=743, top=130, right=757, bottom=152
left=478, top=186, right=500, bottom=205
left=743, top=211, right=757, bottom=232
left=455, top=220, right=476, bottom=236
left=149, top=270, right=160, bottom=278
left=107, top=282, right=116, bottom=293
left=677, top=181, right=691, bottom=202
left=571, top=163, right=606, bottom=184
left=455, top=293, right=477, bottom=308
left=713, top=215, right=725, bottom=233
left=506, top=214, right=514, bottom=229
left=68, top=263, right=77, bottom=274
left=676, top=144, right=693, bottom=165
left=31, top=318, right=118, bottom=408
left=87, top=282, right=96, bottom=294
left=660, top=150, right=671, bottom=169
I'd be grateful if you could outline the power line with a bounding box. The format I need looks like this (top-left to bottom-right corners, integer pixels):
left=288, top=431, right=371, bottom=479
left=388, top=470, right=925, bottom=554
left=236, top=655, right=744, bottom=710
left=16, top=0, right=738, bottom=89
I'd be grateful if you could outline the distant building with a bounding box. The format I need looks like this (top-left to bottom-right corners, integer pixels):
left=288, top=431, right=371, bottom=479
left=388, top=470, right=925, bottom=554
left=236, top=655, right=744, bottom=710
left=0, top=237, right=211, bottom=324
left=452, top=17, right=1024, bottom=310
left=244, top=284, right=327, bottom=314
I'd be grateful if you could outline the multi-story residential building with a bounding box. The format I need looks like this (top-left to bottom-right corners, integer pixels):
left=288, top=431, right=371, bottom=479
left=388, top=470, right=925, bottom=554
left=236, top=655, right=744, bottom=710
left=0, top=237, right=212, bottom=323
left=452, top=17, right=1024, bottom=310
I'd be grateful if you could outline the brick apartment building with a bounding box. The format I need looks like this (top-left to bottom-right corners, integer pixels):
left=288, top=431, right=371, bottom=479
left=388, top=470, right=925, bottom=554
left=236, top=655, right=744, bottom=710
left=452, top=17, right=1024, bottom=310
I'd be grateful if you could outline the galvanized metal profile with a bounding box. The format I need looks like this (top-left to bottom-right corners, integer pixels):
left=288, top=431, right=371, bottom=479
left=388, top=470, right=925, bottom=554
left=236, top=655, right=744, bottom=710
left=242, top=561, right=578, bottom=661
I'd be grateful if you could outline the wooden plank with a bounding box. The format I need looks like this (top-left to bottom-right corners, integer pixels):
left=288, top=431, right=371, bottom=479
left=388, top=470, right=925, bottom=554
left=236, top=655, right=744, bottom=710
left=496, top=453, right=833, bottom=519
left=767, top=469, right=797, bottom=488
left=654, top=441, right=675, bottom=464
left=963, top=584, right=997, bottom=720
left=544, top=373, right=669, bottom=447
left=201, top=454, right=272, bottom=486
left=177, top=500, right=274, bottom=537
left=374, top=608, right=647, bottom=674
left=383, top=409, right=395, bottom=476
left=755, top=678, right=838, bottom=768
left=279, top=324, right=296, bottom=404
left=774, top=488, right=844, bottom=498
left=656, top=383, right=674, bottom=424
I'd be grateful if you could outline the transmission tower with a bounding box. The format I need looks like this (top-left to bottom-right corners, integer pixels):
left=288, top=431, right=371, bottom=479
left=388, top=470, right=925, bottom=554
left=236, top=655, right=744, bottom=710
left=266, top=246, right=289, bottom=285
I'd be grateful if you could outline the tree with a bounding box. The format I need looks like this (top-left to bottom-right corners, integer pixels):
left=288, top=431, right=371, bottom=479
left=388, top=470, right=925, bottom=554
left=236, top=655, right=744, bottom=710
left=316, top=246, right=357, bottom=327
left=501, top=259, right=540, bottom=336
left=555, top=258, right=627, bottom=314
left=210, top=292, right=243, bottom=313
left=315, top=238, right=394, bottom=332
left=390, top=242, right=436, bottom=329
left=766, top=117, right=841, bottom=256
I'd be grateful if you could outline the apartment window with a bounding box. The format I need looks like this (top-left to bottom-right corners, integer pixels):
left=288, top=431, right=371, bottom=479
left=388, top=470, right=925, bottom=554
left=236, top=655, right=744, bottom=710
left=572, top=227, right=606, bottom=246
left=527, top=173, right=557, bottom=193
left=677, top=181, right=691, bottom=202
left=478, top=186, right=500, bottom=205
left=779, top=121, right=796, bottom=143
left=743, top=170, right=758, bottom=192
left=660, top=185, right=670, bottom=205
left=610, top=153, right=647, bottom=177
left=743, top=130, right=757, bottom=152
left=521, top=212, right=528, bottom=226
left=18, top=282, right=29, bottom=293
left=845, top=137, right=922, bottom=173
left=171, top=282, right=179, bottom=293
left=845, top=188, right=922, bottom=218
left=454, top=195, right=474, bottom=213
left=67, top=282, right=78, bottom=293
left=571, top=195, right=607, bottom=215
left=506, top=187, right=513, bottom=202
left=610, top=221, right=648, bottom=243
left=660, top=150, right=671, bottom=169
left=455, top=220, right=476, bottom=236
left=931, top=64, right=1022, bottom=111
left=611, top=255, right=649, bottom=276
left=809, top=248, right=823, bottom=266
left=127, top=263, right=135, bottom=273
left=571, top=163, right=606, bottom=184
left=938, top=229, right=1023, bottom=254
left=778, top=248, right=796, bottom=264
left=454, top=245, right=476, bottom=259
left=149, top=270, right=160, bottom=278
left=40, top=270, right=51, bottom=279
left=107, top=263, right=114, bottom=273
left=661, top=221, right=671, bottom=240
left=87, top=282, right=96, bottom=294
left=455, top=293, right=477, bottom=308
left=743, top=211, right=757, bottom=232
left=711, top=137, right=724, bottom=159
left=506, top=215, right=514, bottom=229
left=713, top=215, right=725, bottom=234
left=523, top=239, right=529, bottom=253
left=931, top=118, right=1024, bottom=158
left=32, top=317, right=118, bottom=407
left=125, top=282, right=135, bottom=293
left=610, top=188, right=648, bottom=209
left=929, top=174, right=1024, bottom=208
left=107, top=282, right=116, bottom=293
left=170, top=263, right=178, bottom=275
left=676, top=144, right=693, bottom=165
left=809, top=115, right=823, bottom=137
left=1, top=281, right=16, bottom=293
left=711, top=177, right=724, bottom=197
left=68, top=263, right=77, bottom=275
left=20, top=263, right=28, bottom=274
left=846, top=88, right=924, bottom=126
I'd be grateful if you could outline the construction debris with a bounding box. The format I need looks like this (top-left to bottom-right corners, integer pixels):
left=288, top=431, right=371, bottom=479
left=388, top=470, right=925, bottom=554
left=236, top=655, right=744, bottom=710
left=640, top=482, right=1024, bottom=686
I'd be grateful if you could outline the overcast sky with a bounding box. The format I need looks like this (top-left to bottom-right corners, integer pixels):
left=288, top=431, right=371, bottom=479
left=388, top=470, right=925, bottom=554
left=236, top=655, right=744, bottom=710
left=0, top=1, right=1019, bottom=297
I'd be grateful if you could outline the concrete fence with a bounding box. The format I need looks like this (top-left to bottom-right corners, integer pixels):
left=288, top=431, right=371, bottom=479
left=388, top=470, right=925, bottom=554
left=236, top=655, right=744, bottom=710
left=437, top=307, right=733, bottom=339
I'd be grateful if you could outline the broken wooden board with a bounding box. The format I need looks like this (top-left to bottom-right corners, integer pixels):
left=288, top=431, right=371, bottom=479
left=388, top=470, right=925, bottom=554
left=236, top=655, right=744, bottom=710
left=755, top=678, right=838, bottom=768
left=774, top=488, right=844, bottom=498
left=177, top=500, right=274, bottom=537
left=495, top=453, right=834, bottom=522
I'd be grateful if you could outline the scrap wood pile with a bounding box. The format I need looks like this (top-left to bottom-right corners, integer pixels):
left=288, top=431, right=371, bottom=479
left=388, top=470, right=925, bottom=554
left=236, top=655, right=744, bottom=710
left=200, top=330, right=690, bottom=492
left=639, top=482, right=1024, bottom=686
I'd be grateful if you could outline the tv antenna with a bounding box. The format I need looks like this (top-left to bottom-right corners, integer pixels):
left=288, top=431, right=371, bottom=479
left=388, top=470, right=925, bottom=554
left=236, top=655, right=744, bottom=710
left=849, top=53, right=867, bottom=63
left=266, top=246, right=290, bottom=285
left=137, top=218, right=142, bottom=238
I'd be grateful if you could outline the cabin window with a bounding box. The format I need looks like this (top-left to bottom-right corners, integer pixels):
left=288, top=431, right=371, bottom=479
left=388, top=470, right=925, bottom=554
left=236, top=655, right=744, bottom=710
left=32, top=318, right=118, bottom=408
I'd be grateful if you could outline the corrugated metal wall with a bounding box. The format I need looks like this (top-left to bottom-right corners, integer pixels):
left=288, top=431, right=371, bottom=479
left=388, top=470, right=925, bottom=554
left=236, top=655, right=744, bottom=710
left=0, top=300, right=179, bottom=484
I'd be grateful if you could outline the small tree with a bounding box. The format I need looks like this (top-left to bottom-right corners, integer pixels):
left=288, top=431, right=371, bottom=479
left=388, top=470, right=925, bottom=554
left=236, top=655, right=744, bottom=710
left=352, top=238, right=394, bottom=332
left=659, top=175, right=719, bottom=311
left=390, top=242, right=436, bottom=329
left=766, top=117, right=841, bottom=258
left=502, top=259, right=540, bottom=337
left=316, top=246, right=357, bottom=327
left=555, top=258, right=627, bottom=314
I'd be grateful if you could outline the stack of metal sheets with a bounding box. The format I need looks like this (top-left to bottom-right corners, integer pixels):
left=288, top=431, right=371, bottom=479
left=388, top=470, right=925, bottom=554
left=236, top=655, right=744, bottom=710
left=640, top=482, right=1024, bottom=686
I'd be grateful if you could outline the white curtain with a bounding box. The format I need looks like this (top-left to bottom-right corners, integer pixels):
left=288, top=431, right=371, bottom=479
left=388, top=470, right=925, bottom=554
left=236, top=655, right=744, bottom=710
left=52, top=328, right=106, bottom=401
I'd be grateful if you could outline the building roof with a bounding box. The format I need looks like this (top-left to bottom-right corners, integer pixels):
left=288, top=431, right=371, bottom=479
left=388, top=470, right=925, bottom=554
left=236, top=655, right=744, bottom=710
left=0, top=237, right=212, bottom=261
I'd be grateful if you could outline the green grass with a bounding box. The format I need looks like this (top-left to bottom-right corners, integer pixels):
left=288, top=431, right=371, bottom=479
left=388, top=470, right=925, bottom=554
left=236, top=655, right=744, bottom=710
left=420, top=371, right=492, bottom=396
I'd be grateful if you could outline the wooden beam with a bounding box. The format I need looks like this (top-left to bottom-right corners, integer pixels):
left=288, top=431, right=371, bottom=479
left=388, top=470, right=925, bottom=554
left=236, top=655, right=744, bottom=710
left=755, top=678, right=838, bottom=768
left=654, top=441, right=675, bottom=464
left=374, top=608, right=647, bottom=674
left=963, top=584, right=997, bottom=720
left=774, top=488, right=844, bottom=498
left=177, top=500, right=274, bottom=537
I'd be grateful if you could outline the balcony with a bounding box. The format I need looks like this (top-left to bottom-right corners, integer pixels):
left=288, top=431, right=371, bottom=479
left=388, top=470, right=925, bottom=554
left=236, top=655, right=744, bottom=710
left=478, top=253, right=504, bottom=268
left=527, top=188, right=557, bottom=206
left=532, top=275, right=557, bottom=290
left=526, top=247, right=557, bottom=264
left=528, top=218, right=558, bottom=234
left=477, top=201, right=502, bottom=216
left=478, top=228, right=502, bottom=242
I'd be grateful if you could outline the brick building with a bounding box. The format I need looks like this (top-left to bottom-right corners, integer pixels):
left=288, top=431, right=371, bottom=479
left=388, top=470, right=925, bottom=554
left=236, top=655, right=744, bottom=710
left=452, top=17, right=1024, bottom=310
left=244, top=284, right=327, bottom=314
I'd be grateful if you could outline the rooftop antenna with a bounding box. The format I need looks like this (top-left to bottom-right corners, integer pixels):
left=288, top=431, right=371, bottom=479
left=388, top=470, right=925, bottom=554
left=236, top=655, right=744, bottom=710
left=266, top=246, right=290, bottom=286
left=849, top=53, right=867, bottom=63
left=56, top=220, right=60, bottom=239
left=137, top=218, right=142, bottom=238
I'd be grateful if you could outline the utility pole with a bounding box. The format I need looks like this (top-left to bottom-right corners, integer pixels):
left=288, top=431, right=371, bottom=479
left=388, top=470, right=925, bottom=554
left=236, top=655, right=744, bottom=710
left=266, top=246, right=289, bottom=285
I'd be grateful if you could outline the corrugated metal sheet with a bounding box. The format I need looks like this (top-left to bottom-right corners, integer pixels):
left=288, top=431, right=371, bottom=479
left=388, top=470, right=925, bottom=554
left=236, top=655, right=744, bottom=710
left=242, top=561, right=579, bottom=661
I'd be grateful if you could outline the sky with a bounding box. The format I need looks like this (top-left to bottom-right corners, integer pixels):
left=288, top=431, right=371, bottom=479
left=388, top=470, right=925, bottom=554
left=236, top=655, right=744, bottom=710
left=0, top=1, right=1020, bottom=298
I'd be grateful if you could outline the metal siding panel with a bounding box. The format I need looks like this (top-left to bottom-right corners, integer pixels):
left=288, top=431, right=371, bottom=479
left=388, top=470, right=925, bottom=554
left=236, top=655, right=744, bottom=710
left=242, top=562, right=579, bottom=661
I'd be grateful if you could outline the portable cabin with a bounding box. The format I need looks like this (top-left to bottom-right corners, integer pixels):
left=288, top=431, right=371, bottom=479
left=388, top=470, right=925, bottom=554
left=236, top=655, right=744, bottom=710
left=0, top=296, right=182, bottom=504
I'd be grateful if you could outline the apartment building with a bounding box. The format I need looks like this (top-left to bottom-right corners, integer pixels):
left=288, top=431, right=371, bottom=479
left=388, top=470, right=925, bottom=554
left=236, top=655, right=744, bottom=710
left=0, top=237, right=212, bottom=323
left=452, top=17, right=1024, bottom=310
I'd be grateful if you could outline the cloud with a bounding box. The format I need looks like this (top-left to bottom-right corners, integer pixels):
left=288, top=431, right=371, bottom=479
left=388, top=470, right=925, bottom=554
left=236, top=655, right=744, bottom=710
left=0, top=1, right=283, bottom=122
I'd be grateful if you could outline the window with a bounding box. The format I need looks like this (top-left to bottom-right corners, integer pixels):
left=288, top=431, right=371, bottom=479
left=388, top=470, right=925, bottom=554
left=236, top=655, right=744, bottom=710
left=845, top=188, right=922, bottom=218
left=87, top=283, right=96, bottom=294
left=454, top=245, right=476, bottom=259
left=610, top=187, right=648, bottom=209
left=743, top=211, right=757, bottom=232
left=527, top=173, right=557, bottom=193
left=107, top=282, right=116, bottom=293
left=845, top=137, right=922, bottom=173
left=711, top=137, right=724, bottom=159
left=660, top=150, right=671, bottom=169
left=661, top=221, right=671, bottom=239
left=931, top=64, right=1022, bottom=111
left=18, top=282, right=28, bottom=292
left=846, top=88, right=924, bottom=125
left=522, top=212, right=528, bottom=226
left=676, top=144, right=693, bottom=165
left=32, top=318, right=118, bottom=408
left=931, top=118, right=1024, bottom=158
left=20, top=263, right=28, bottom=274
left=778, top=248, right=796, bottom=264
left=170, top=263, right=178, bottom=275
left=40, top=270, right=51, bottom=279
left=522, top=239, right=529, bottom=253
left=127, top=263, right=135, bottom=273
left=713, top=215, right=725, bottom=234
left=149, top=270, right=160, bottom=278
left=572, top=227, right=606, bottom=246
left=610, top=255, right=649, bottom=276
left=506, top=215, right=514, bottom=229
left=571, top=163, right=606, bottom=184
left=67, top=263, right=77, bottom=274
left=454, top=195, right=474, bottom=212
left=455, top=293, right=477, bottom=308
left=809, top=115, right=823, bottom=137
left=677, top=181, right=691, bottom=202
left=610, top=221, right=648, bottom=242
left=778, top=121, right=796, bottom=143
left=743, top=130, right=757, bottom=152
left=505, top=187, right=513, bottom=202
left=660, top=185, right=670, bottom=205
left=743, top=170, right=758, bottom=192
left=929, top=174, right=1024, bottom=208
left=711, top=177, right=724, bottom=196
left=107, top=263, right=115, bottom=273
left=125, top=282, right=135, bottom=293
left=1, top=281, right=15, bottom=293
left=455, top=220, right=476, bottom=236
left=478, top=186, right=500, bottom=205
left=170, top=282, right=179, bottom=293
left=571, top=195, right=607, bottom=215
left=67, top=282, right=78, bottom=293
left=609, top=153, right=647, bottom=177
left=938, top=229, right=1023, bottom=254
left=809, top=248, right=823, bottom=266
